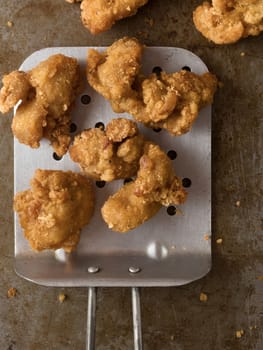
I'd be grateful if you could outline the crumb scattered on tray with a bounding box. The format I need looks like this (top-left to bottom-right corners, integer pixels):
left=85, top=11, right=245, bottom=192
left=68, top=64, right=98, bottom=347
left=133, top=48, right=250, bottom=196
left=216, top=238, right=223, bottom=244
left=204, top=234, right=211, bottom=241
left=199, top=292, right=208, bottom=302
left=144, top=17, right=154, bottom=27
left=7, top=287, right=17, bottom=298
left=58, top=293, right=67, bottom=303
left=7, top=21, right=13, bottom=28
left=240, top=52, right=245, bottom=57
left=236, top=329, right=244, bottom=338
left=235, top=200, right=241, bottom=207
left=257, top=276, right=263, bottom=281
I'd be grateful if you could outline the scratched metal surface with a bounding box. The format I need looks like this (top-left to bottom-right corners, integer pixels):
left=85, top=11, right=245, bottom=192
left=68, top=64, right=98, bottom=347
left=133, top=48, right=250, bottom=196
left=0, top=1, right=262, bottom=349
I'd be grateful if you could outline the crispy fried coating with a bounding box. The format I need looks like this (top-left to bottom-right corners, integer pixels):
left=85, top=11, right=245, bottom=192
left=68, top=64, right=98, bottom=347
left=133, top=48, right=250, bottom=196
left=193, top=0, right=263, bottom=44
left=0, top=54, right=81, bottom=156
left=101, top=181, right=161, bottom=233
left=14, top=169, right=95, bottom=252
left=79, top=0, right=149, bottom=34
left=69, top=118, right=145, bottom=181
left=87, top=37, right=218, bottom=136
left=0, top=71, right=32, bottom=114
left=101, top=142, right=187, bottom=232
left=134, top=143, right=187, bottom=206
left=87, top=37, right=143, bottom=101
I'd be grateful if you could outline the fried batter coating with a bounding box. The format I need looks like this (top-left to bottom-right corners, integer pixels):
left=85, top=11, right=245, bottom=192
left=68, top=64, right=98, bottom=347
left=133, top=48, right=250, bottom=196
left=87, top=37, right=143, bottom=101
left=87, top=37, right=218, bottom=136
left=0, top=71, right=32, bottom=114
left=101, top=181, right=161, bottom=233
left=101, top=142, right=187, bottom=232
left=79, top=0, right=149, bottom=34
left=14, top=169, right=95, bottom=252
left=193, top=0, right=263, bottom=44
left=0, top=54, right=81, bottom=156
left=69, top=118, right=145, bottom=181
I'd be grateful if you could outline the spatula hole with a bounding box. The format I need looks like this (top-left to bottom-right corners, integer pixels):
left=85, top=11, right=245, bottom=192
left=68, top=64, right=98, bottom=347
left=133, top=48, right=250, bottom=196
left=167, top=150, right=177, bottom=160
left=182, top=66, right=191, bottom=72
left=70, top=122, right=77, bottom=133
left=81, top=94, right=91, bottom=105
left=167, top=206, right=176, bottom=216
left=95, top=122, right=105, bottom=131
left=53, top=152, right=62, bottom=161
left=124, top=178, right=133, bottom=184
left=182, top=178, right=192, bottom=188
left=96, top=180, right=106, bottom=188
left=152, top=127, right=162, bottom=133
left=152, top=66, right=163, bottom=76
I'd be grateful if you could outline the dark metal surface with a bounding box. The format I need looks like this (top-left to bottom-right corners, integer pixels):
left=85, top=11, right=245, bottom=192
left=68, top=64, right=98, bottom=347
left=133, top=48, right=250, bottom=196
left=0, top=1, right=262, bottom=349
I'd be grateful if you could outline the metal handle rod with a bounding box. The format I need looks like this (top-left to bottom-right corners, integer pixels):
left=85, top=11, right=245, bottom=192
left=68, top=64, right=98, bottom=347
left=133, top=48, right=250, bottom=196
left=131, top=287, right=143, bottom=350
left=86, top=287, right=97, bottom=350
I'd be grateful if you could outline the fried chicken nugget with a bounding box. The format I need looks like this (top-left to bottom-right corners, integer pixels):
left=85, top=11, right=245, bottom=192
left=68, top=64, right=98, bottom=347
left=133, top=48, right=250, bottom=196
left=87, top=37, right=143, bottom=101
left=14, top=169, right=95, bottom=252
left=69, top=118, right=145, bottom=181
left=101, top=181, right=161, bottom=233
left=87, top=37, right=218, bottom=136
left=0, top=54, right=81, bottom=156
left=193, top=0, right=263, bottom=44
left=78, top=0, right=148, bottom=34
left=101, top=143, right=187, bottom=232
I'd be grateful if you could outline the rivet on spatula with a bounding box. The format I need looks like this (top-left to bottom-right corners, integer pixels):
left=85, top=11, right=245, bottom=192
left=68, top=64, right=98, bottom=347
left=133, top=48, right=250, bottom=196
left=129, top=266, right=141, bottom=274
left=88, top=266, right=100, bottom=274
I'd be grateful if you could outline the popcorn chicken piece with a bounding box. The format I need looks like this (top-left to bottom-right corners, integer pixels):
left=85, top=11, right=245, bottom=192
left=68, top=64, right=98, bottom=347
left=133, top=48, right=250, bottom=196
left=69, top=118, right=145, bottom=181
left=87, top=37, right=217, bottom=136
left=14, top=170, right=95, bottom=252
left=193, top=0, right=263, bottom=44
left=80, top=0, right=149, bottom=34
left=101, top=142, right=187, bottom=232
left=0, top=54, right=81, bottom=156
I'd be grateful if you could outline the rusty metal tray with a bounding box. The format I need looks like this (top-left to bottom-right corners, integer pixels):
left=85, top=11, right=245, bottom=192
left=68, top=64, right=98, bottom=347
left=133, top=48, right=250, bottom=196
left=14, top=46, right=211, bottom=288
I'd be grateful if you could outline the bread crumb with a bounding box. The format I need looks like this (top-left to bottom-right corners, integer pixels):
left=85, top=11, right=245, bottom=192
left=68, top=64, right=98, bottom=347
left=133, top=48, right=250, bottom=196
left=7, top=21, right=13, bottom=28
left=199, top=292, right=208, bottom=302
left=236, top=329, right=244, bottom=338
left=58, top=293, right=67, bottom=303
left=240, top=52, right=245, bottom=57
left=144, top=17, right=154, bottom=27
left=170, top=335, right=175, bottom=341
left=257, top=276, right=263, bottom=281
left=216, top=238, right=223, bottom=244
left=204, top=234, right=211, bottom=241
left=7, top=287, right=17, bottom=298
left=235, top=200, right=241, bottom=207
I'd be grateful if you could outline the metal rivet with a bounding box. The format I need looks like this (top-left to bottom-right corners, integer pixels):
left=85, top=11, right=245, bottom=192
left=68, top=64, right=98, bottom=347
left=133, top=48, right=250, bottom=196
left=129, top=266, right=141, bottom=274
left=87, top=266, right=100, bottom=274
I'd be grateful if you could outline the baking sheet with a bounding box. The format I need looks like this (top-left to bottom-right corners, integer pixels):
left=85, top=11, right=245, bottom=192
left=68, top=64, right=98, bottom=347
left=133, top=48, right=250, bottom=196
left=14, top=47, right=211, bottom=287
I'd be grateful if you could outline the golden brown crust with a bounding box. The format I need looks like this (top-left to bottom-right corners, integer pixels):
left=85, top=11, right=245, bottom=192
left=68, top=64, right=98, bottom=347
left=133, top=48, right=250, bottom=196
left=193, top=0, right=263, bottom=44
left=87, top=37, right=143, bottom=101
left=80, top=0, right=149, bottom=34
left=101, top=142, right=187, bottom=232
left=1, top=54, right=81, bottom=156
left=0, top=71, right=32, bottom=114
left=14, top=169, right=95, bottom=252
left=87, top=37, right=218, bottom=136
left=101, top=182, right=161, bottom=233
left=69, top=118, right=145, bottom=181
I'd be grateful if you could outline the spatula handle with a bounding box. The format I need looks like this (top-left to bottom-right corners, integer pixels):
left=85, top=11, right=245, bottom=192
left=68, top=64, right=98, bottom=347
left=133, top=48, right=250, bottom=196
left=87, top=287, right=97, bottom=350
left=131, top=287, right=143, bottom=350
left=86, top=287, right=143, bottom=350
